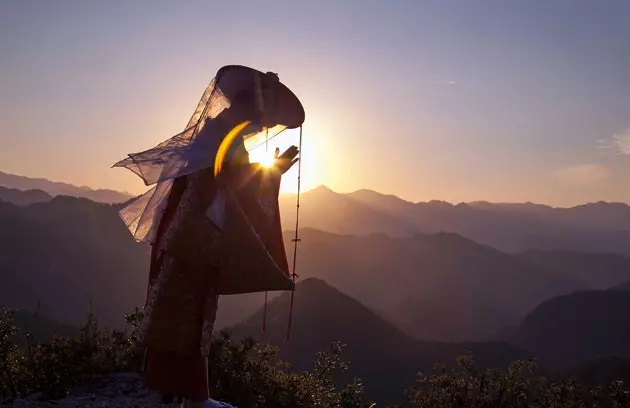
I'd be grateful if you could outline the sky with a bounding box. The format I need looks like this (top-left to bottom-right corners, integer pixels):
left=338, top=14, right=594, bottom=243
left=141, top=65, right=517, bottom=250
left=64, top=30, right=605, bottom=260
left=1, top=0, right=629, bottom=206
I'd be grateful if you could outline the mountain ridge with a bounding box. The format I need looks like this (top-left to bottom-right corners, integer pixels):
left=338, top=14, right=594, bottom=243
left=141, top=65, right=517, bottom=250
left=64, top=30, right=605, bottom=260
left=0, top=171, right=133, bottom=204
left=282, top=228, right=583, bottom=341
left=513, top=290, right=630, bottom=371
left=2, top=192, right=622, bottom=342
left=279, top=185, right=630, bottom=254
left=5, top=171, right=630, bottom=212
left=229, top=277, right=529, bottom=405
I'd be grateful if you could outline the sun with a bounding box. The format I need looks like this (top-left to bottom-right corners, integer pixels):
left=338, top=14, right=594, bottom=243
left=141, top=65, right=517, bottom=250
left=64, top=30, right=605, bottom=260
left=249, top=148, right=276, bottom=168
left=258, top=153, right=276, bottom=168
left=244, top=126, right=323, bottom=193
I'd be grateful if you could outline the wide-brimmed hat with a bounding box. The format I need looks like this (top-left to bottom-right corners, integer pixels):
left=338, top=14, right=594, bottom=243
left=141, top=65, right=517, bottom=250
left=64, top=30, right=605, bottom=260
left=214, top=65, right=305, bottom=129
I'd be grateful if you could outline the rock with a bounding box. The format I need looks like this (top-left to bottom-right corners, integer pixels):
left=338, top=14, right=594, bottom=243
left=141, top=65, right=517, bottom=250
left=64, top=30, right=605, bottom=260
left=1, top=373, right=176, bottom=408
left=1, top=373, right=236, bottom=408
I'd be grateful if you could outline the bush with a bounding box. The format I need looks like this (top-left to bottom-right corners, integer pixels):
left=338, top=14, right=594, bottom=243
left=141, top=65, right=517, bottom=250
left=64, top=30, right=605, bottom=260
left=0, top=308, right=373, bottom=407
left=1, top=308, right=629, bottom=407
left=0, top=308, right=144, bottom=401
left=407, top=353, right=630, bottom=408
left=0, top=309, right=28, bottom=401
left=208, top=333, right=374, bottom=408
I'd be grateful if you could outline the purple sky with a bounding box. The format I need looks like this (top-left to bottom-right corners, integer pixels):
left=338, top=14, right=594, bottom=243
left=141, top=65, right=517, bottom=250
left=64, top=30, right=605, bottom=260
left=1, top=0, right=629, bottom=206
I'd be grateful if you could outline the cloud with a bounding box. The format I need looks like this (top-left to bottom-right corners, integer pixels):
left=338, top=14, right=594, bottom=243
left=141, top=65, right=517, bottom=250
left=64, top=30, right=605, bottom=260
left=433, top=80, right=457, bottom=85
left=613, top=128, right=630, bottom=154
left=598, top=127, right=630, bottom=154
left=552, top=164, right=611, bottom=186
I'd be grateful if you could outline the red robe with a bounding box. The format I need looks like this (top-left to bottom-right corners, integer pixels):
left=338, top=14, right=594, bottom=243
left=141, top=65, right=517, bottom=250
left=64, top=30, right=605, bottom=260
left=143, top=162, right=293, bottom=399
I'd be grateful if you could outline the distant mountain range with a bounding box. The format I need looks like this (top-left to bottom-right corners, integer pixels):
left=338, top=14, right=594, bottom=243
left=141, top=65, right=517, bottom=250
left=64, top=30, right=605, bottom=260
left=518, top=249, right=630, bottom=290
left=0, top=171, right=133, bottom=204
left=4, top=175, right=630, bottom=392
left=6, top=170, right=630, bottom=255
left=280, top=186, right=630, bottom=255
left=283, top=228, right=587, bottom=341
left=3, top=185, right=630, bottom=341
left=0, top=186, right=52, bottom=206
left=0, top=196, right=149, bottom=329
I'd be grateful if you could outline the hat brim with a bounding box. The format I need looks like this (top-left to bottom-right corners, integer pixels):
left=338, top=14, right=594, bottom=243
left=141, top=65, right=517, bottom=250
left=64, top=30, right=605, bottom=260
left=215, top=65, right=305, bottom=129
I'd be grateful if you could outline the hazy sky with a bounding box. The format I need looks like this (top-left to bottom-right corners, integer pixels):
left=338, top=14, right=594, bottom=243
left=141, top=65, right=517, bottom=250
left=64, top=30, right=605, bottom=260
left=1, top=0, right=629, bottom=206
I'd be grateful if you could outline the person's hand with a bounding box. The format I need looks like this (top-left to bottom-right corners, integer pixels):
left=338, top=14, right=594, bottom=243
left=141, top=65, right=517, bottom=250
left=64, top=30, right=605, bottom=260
left=274, top=145, right=299, bottom=174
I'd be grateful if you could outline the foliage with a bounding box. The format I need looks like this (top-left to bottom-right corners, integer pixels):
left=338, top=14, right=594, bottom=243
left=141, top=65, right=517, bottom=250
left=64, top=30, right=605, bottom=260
left=0, top=309, right=28, bottom=401
left=0, top=307, right=144, bottom=401
left=2, top=307, right=630, bottom=407
left=408, top=353, right=630, bottom=408
left=0, top=308, right=373, bottom=407
left=208, top=333, right=374, bottom=408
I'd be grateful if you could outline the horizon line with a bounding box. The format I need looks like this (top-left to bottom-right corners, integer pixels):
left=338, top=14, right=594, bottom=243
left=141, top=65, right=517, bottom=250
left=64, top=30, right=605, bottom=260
left=2, top=169, right=628, bottom=210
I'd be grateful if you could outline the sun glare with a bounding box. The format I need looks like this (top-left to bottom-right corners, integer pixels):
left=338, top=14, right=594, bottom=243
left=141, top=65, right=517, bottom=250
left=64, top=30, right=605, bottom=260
left=249, top=148, right=276, bottom=168
left=245, top=127, right=323, bottom=194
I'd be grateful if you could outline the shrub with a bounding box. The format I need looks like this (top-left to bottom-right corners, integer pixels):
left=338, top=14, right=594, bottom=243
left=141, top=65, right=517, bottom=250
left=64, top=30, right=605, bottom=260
left=0, top=308, right=373, bottom=407
left=0, top=309, right=28, bottom=401
left=208, top=334, right=374, bottom=408
left=407, top=353, right=630, bottom=408
left=1, top=308, right=629, bottom=407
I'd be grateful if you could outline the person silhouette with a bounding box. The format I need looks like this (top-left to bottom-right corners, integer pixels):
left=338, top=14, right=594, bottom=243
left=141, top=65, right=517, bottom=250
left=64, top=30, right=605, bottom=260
left=114, top=66, right=304, bottom=408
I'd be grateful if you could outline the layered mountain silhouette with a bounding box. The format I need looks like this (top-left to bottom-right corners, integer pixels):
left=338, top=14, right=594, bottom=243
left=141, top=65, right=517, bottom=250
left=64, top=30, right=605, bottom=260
left=280, top=186, right=630, bottom=255
left=3, top=189, right=630, bottom=343
left=286, top=228, right=582, bottom=341
left=0, top=196, right=149, bottom=329
left=5, top=172, right=630, bottom=253
left=518, top=249, right=630, bottom=290
left=513, top=290, right=630, bottom=371
left=0, top=186, right=52, bottom=206
left=228, top=278, right=529, bottom=405
left=4, top=174, right=630, bottom=385
left=0, top=171, right=133, bottom=204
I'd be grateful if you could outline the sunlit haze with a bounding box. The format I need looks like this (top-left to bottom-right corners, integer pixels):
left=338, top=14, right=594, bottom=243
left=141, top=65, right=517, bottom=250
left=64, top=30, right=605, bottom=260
left=1, top=0, right=629, bottom=206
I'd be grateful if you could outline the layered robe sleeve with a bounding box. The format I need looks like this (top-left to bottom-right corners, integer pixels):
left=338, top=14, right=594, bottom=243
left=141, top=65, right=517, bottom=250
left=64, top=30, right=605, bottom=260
left=216, top=163, right=293, bottom=295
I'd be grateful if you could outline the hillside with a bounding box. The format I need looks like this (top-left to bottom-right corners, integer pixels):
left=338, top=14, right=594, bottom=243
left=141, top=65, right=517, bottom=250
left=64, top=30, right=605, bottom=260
left=513, top=290, right=630, bottom=371
left=0, top=196, right=149, bottom=329
left=519, top=249, right=630, bottom=289
left=280, top=186, right=418, bottom=237
left=229, top=278, right=528, bottom=405
left=287, top=229, right=582, bottom=341
left=0, top=171, right=132, bottom=204
left=0, top=186, right=52, bottom=206
left=563, top=357, right=630, bottom=388
left=8, top=309, right=80, bottom=344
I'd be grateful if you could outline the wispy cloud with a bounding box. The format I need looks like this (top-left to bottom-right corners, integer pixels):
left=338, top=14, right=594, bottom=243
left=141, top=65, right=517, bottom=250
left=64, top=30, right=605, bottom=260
left=433, top=80, right=457, bottom=85
left=552, top=164, right=610, bottom=186
left=597, top=127, right=630, bottom=155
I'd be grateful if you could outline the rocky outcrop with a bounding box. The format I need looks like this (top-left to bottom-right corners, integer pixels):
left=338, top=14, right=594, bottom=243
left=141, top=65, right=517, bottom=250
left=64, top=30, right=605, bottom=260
left=3, top=373, right=177, bottom=408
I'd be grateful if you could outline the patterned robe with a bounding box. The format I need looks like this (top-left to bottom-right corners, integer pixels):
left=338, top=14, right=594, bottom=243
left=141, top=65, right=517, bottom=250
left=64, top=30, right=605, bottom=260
left=142, top=162, right=293, bottom=358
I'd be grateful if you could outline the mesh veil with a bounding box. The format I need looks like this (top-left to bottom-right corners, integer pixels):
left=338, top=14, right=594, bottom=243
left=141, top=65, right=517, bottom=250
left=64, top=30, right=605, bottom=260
left=113, top=68, right=289, bottom=243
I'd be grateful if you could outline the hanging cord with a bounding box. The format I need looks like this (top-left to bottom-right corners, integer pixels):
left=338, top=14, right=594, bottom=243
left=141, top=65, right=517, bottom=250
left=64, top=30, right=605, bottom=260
left=285, top=125, right=303, bottom=343
left=262, top=127, right=269, bottom=336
